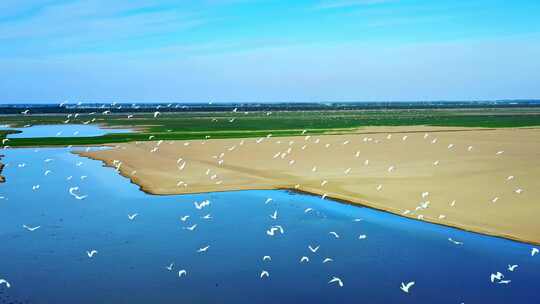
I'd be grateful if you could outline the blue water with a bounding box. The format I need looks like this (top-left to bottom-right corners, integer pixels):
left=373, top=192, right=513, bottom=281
left=0, top=148, right=538, bottom=304
left=0, top=124, right=133, bottom=138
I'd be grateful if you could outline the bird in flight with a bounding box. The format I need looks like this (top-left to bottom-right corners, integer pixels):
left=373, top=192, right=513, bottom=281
left=300, top=256, right=310, bottom=263
left=69, top=187, right=88, bottom=200
left=448, top=238, right=463, bottom=245
left=0, top=279, right=11, bottom=288
left=197, top=245, right=210, bottom=253
left=532, top=247, right=539, bottom=256
left=184, top=224, right=197, bottom=231
left=400, top=281, right=415, bottom=293
left=127, top=213, right=138, bottom=220
left=87, top=250, right=98, bottom=258
left=308, top=245, right=320, bottom=253
left=329, top=231, right=340, bottom=239
left=322, top=258, right=334, bottom=263
left=508, top=264, right=518, bottom=272
left=490, top=272, right=504, bottom=283
left=166, top=263, right=174, bottom=271
left=269, top=210, right=278, bottom=220
left=260, top=270, right=270, bottom=279
left=328, top=277, right=344, bottom=287
left=22, top=224, right=41, bottom=232
left=180, top=215, right=190, bottom=222
left=178, top=270, right=187, bottom=277
left=262, top=256, right=271, bottom=262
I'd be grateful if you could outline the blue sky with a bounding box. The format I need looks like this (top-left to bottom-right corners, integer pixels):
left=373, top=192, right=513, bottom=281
left=1, top=0, right=539, bottom=103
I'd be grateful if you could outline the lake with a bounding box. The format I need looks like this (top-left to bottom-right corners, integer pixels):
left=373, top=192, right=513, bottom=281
left=0, top=124, right=133, bottom=138
left=0, top=147, right=538, bottom=304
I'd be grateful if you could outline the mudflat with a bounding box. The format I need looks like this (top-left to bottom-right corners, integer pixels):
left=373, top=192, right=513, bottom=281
left=77, top=126, right=540, bottom=244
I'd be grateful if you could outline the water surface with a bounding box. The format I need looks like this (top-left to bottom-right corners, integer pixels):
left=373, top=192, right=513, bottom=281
left=0, top=124, right=133, bottom=138
left=0, top=147, right=538, bottom=304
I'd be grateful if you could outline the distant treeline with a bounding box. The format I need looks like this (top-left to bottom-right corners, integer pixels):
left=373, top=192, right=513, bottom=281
left=1, top=101, right=540, bottom=115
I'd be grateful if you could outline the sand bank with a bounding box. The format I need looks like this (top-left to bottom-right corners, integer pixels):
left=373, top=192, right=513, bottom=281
left=76, top=126, right=540, bottom=244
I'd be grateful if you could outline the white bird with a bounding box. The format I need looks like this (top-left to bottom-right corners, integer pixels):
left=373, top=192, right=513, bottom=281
left=515, top=188, right=523, bottom=194
left=433, top=160, right=440, bottom=166
left=197, top=245, right=210, bottom=253
left=300, top=256, right=310, bottom=263
left=450, top=200, right=456, bottom=207
left=402, top=135, right=408, bottom=141
left=265, top=198, right=273, bottom=204
left=448, top=238, right=463, bottom=245
left=68, top=187, right=87, bottom=200
left=180, top=215, right=190, bottom=222
left=32, top=184, right=40, bottom=190
left=44, top=170, right=52, bottom=176
left=322, top=257, right=333, bottom=263
left=166, top=263, right=174, bottom=271
left=87, top=250, right=98, bottom=258
left=532, top=247, right=539, bottom=256
left=498, top=280, right=511, bottom=284
left=308, top=245, right=320, bottom=253
left=421, top=192, right=429, bottom=199
left=260, top=270, right=270, bottom=279
left=178, top=270, right=187, bottom=277
left=328, top=277, right=344, bottom=287
left=329, top=231, right=340, bottom=239
left=194, top=200, right=210, bottom=210
left=467, top=145, right=473, bottom=151
left=184, top=224, right=197, bottom=231
left=153, top=111, right=160, bottom=118
left=127, top=213, right=138, bottom=220
left=448, top=144, right=454, bottom=149
left=490, top=272, right=504, bottom=283
left=22, top=224, right=41, bottom=231
left=508, top=264, right=518, bottom=272
left=262, top=256, right=271, bottom=262
left=0, top=279, right=11, bottom=288
left=491, top=197, right=499, bottom=203
left=376, top=184, right=383, bottom=191
left=270, top=210, right=278, bottom=220
left=387, top=165, right=395, bottom=172
left=496, top=151, right=504, bottom=155
left=304, top=208, right=313, bottom=213
left=358, top=234, right=367, bottom=240
left=506, top=175, right=514, bottom=181
left=201, top=214, right=212, bottom=220
left=400, top=281, right=415, bottom=293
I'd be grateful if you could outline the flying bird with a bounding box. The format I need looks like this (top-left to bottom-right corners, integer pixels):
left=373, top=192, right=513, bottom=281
left=166, top=263, right=174, bottom=271
left=128, top=213, right=138, bottom=220
left=178, top=270, right=187, bottom=277
left=300, top=256, right=310, bottom=263
left=308, top=245, right=320, bottom=253
left=322, top=258, right=334, bottom=263
left=329, top=231, right=340, bottom=238
left=262, top=256, right=271, bottom=262
left=87, top=250, right=98, bottom=258
left=270, top=210, right=278, bottom=220
left=0, top=279, right=10, bottom=288
left=490, top=272, right=504, bottom=283
left=358, top=234, right=367, bottom=240
left=68, top=187, right=88, bottom=200
left=260, top=270, right=270, bottom=279
left=448, top=238, right=463, bottom=245
left=184, top=224, right=197, bottom=231
left=180, top=215, right=190, bottom=222
left=532, top=247, right=539, bottom=256
left=22, top=224, right=41, bottom=231
left=400, top=281, right=415, bottom=293
left=508, top=264, right=518, bottom=272
left=328, top=277, right=344, bottom=287
left=197, top=245, right=210, bottom=253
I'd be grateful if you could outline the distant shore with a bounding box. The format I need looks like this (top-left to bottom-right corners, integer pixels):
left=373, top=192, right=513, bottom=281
left=76, top=126, right=540, bottom=244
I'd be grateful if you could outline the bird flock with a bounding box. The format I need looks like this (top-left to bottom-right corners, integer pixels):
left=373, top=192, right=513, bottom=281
left=1, top=102, right=538, bottom=301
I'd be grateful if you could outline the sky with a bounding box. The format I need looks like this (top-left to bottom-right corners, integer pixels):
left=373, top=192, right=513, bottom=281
left=0, top=0, right=539, bottom=103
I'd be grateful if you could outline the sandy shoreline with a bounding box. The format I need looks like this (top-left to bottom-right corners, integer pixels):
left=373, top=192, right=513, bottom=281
left=75, top=126, right=540, bottom=244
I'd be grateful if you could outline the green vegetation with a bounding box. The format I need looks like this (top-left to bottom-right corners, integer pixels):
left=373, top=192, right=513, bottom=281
left=2, top=108, right=540, bottom=147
